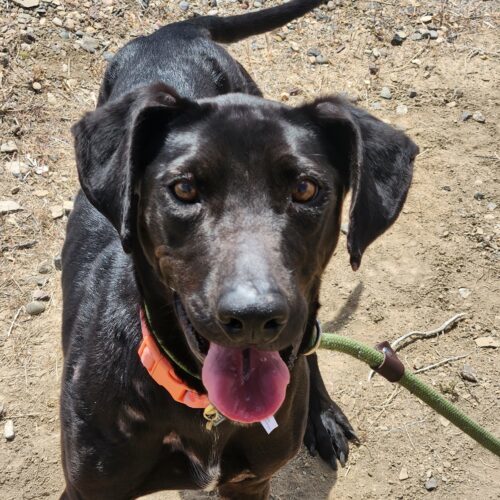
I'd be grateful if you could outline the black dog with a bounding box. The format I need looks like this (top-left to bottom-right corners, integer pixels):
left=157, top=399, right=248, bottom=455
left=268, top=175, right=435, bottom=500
left=61, top=1, right=418, bottom=498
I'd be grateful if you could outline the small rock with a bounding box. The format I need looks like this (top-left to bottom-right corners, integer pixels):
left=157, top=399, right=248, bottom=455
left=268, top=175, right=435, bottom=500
left=38, top=262, right=53, bottom=274
left=315, top=54, right=328, bottom=65
left=472, top=111, right=485, bottom=123
left=399, top=467, right=409, bottom=481
left=410, top=32, right=423, bottom=41
left=52, top=17, right=63, bottom=27
left=371, top=101, right=382, bottom=110
left=380, top=87, right=392, bottom=99
left=372, top=48, right=380, bottom=58
left=179, top=1, right=189, bottom=11
left=429, top=30, right=438, bottom=40
left=50, top=205, right=64, bottom=219
left=0, top=200, right=23, bottom=214
left=408, top=89, right=417, bottom=98
left=369, top=64, right=379, bottom=75
left=33, top=290, right=50, bottom=301
left=1, top=141, right=18, bottom=153
left=460, top=364, right=478, bottom=383
left=439, top=416, right=450, bottom=427
left=32, top=81, right=42, bottom=91
left=26, top=301, right=46, bottom=316
left=340, top=222, right=349, bottom=235
left=460, top=111, right=472, bottom=122
left=63, top=200, right=74, bottom=214
left=475, top=336, right=499, bottom=348
left=420, top=15, right=433, bottom=24
left=4, top=420, right=15, bottom=441
left=391, top=33, right=405, bottom=46
left=103, top=51, right=114, bottom=62
left=47, top=93, right=58, bottom=105
left=474, top=192, right=485, bottom=200
left=487, top=202, right=496, bottom=211
left=34, top=190, right=48, bottom=198
left=307, top=47, right=321, bottom=57
left=13, top=0, right=40, bottom=7
left=396, top=104, right=408, bottom=115
left=8, top=161, right=29, bottom=176
left=446, top=101, right=457, bottom=108
left=80, top=36, right=99, bottom=53
left=458, top=287, right=471, bottom=299
left=53, top=254, right=62, bottom=271
left=425, top=477, right=438, bottom=491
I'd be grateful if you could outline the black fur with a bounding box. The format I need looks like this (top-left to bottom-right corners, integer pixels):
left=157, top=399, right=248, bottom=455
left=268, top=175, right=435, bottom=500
left=61, top=1, right=418, bottom=498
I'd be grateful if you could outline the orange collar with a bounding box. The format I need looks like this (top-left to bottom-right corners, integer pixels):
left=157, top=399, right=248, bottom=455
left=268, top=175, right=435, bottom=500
left=138, top=308, right=209, bottom=409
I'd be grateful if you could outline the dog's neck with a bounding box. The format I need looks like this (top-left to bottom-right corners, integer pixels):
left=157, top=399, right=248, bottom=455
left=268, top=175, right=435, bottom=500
left=132, top=251, right=206, bottom=392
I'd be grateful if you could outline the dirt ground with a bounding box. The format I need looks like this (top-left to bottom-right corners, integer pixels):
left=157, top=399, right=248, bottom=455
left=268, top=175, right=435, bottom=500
left=1, top=0, right=499, bottom=498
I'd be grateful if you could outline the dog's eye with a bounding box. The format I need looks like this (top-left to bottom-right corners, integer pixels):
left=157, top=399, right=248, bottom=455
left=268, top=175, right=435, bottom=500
left=291, top=179, right=318, bottom=203
left=171, top=179, right=199, bottom=203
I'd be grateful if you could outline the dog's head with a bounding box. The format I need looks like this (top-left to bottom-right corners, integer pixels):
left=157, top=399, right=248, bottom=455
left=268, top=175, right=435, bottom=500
left=72, top=83, right=418, bottom=422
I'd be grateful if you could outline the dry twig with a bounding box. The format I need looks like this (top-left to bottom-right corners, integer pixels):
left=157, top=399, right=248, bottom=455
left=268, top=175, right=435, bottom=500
left=414, top=353, right=470, bottom=374
left=6, top=307, right=23, bottom=338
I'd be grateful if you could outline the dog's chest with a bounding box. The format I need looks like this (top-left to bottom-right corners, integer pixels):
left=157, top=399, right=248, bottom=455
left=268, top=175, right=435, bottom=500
left=162, top=431, right=256, bottom=491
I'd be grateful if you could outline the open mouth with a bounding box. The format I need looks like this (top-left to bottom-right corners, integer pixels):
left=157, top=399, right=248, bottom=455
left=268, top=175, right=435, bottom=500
left=173, top=294, right=293, bottom=424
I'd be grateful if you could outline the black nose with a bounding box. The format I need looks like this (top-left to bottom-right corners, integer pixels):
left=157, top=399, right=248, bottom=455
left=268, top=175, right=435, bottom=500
left=217, top=286, right=289, bottom=344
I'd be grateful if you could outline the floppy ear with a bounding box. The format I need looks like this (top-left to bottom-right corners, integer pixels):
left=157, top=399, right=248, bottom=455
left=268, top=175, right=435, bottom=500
left=71, top=82, right=192, bottom=253
left=304, top=96, right=419, bottom=270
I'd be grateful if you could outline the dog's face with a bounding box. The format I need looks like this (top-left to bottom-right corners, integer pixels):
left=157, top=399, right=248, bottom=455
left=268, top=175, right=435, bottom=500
left=72, top=84, right=418, bottom=422
left=138, top=95, right=344, bottom=357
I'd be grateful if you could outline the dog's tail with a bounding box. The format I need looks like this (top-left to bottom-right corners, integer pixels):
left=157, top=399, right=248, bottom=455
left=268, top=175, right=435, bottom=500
left=189, top=0, right=323, bottom=44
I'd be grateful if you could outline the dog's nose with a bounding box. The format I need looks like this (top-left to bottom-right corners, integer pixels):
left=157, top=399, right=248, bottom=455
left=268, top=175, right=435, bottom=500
left=217, top=286, right=289, bottom=343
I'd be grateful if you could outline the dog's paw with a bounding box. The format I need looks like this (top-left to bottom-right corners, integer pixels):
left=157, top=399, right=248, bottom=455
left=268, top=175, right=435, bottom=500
left=304, top=399, right=358, bottom=470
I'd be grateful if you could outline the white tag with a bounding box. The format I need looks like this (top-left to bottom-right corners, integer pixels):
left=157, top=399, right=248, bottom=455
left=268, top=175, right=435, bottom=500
left=260, top=416, right=278, bottom=434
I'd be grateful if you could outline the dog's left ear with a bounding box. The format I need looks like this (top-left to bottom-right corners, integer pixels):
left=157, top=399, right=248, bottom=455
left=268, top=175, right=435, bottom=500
left=303, top=96, right=419, bottom=270
left=72, top=82, right=192, bottom=253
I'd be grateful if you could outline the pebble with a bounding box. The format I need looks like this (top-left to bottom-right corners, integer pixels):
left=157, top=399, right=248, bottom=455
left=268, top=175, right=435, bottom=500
left=425, top=477, right=438, bottom=491
left=52, top=17, right=63, bottom=27
left=38, top=263, right=52, bottom=276
left=474, top=192, right=485, bottom=200
left=420, top=15, right=433, bottom=24
left=307, top=47, right=321, bottom=57
left=458, top=287, right=471, bottom=299
left=380, top=87, right=392, bottom=99
left=80, top=36, right=99, bottom=53
left=32, top=81, right=42, bottom=91
left=391, top=33, right=405, bottom=46
left=53, top=254, right=62, bottom=271
left=50, top=205, right=64, bottom=219
left=33, top=290, right=50, bottom=301
left=460, top=364, right=478, bottom=383
left=487, top=202, right=497, bottom=211
left=0, top=200, right=23, bottom=214
left=475, top=336, right=499, bottom=348
left=460, top=111, right=472, bottom=121
left=103, top=51, right=114, bottom=62
left=472, top=111, right=485, bottom=123
left=26, top=301, right=47, bottom=316
left=410, top=32, right=423, bottom=41
left=47, top=93, right=58, bottom=105
left=63, top=200, right=74, bottom=214
left=399, top=467, right=409, bottom=481
left=396, top=104, right=408, bottom=115
left=429, top=30, right=438, bottom=39
left=4, top=420, right=15, bottom=441
left=1, top=141, right=18, bottom=153
left=408, top=89, right=417, bottom=98
left=369, top=64, right=379, bottom=75
left=13, top=0, right=40, bottom=7
left=340, top=223, right=349, bottom=235
left=179, top=1, right=189, bottom=11
left=315, top=54, right=328, bottom=65
left=8, top=161, right=29, bottom=176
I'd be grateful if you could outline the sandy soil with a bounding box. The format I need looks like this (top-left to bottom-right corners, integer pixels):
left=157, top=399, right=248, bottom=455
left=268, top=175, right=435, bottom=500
left=1, top=1, right=499, bottom=499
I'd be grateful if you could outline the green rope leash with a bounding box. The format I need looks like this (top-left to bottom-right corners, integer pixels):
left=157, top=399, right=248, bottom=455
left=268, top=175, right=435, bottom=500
left=320, top=333, right=500, bottom=457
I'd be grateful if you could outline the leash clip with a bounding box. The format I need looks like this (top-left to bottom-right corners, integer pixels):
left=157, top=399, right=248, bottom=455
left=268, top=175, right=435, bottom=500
left=374, top=341, right=405, bottom=382
left=303, top=320, right=322, bottom=356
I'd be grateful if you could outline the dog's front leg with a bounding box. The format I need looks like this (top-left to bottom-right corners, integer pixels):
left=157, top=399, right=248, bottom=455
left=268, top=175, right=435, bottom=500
left=304, top=353, right=358, bottom=470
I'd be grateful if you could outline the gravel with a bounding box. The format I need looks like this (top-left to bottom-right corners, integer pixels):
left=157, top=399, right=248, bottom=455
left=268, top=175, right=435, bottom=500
left=26, top=301, right=47, bottom=315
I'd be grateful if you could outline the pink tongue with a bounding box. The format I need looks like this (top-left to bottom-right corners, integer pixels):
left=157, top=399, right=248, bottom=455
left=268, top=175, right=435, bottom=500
left=202, top=343, right=290, bottom=424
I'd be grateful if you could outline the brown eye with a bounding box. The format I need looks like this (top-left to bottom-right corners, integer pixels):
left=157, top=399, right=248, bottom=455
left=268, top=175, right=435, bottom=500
left=292, top=179, right=318, bottom=203
left=172, top=179, right=199, bottom=203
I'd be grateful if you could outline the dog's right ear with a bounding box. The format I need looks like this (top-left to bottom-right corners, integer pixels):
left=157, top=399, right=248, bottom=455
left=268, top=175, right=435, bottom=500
left=72, top=83, right=192, bottom=253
